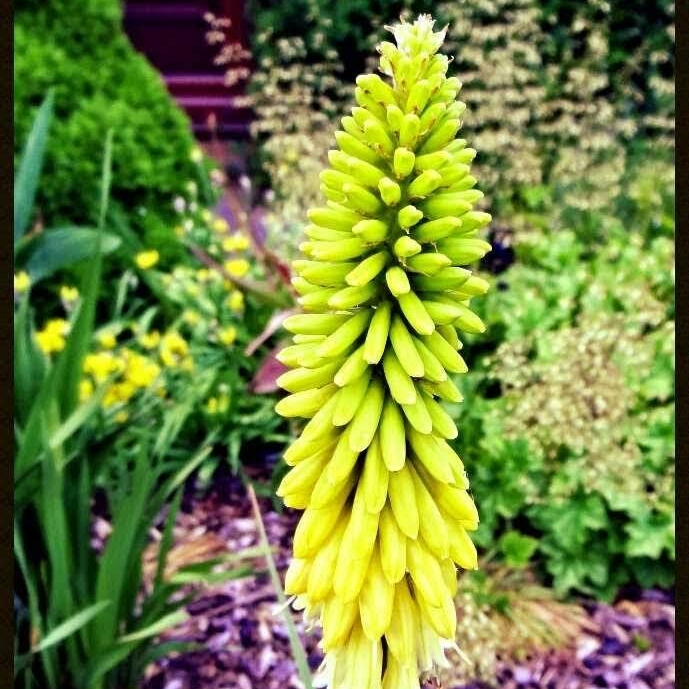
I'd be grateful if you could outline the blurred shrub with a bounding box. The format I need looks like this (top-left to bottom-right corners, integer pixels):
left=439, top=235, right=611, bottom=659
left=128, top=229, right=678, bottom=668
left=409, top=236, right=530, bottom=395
left=14, top=0, right=198, bottom=228
left=246, top=0, right=436, bottom=82
left=454, top=157, right=675, bottom=599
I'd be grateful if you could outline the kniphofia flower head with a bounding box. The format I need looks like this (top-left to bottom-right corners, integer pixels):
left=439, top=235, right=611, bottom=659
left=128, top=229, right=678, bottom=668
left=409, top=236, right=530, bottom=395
left=275, top=14, right=492, bottom=688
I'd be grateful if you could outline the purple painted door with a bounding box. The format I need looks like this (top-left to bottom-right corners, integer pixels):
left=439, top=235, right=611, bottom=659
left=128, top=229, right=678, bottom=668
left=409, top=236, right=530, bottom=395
left=124, top=0, right=251, bottom=139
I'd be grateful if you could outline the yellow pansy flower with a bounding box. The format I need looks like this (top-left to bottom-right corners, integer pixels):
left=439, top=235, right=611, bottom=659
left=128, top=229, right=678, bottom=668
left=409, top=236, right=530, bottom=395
left=135, top=250, right=160, bottom=270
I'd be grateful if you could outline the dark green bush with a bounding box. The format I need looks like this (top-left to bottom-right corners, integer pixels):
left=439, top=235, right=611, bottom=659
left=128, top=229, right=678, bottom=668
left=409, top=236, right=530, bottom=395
left=14, top=0, right=198, bottom=228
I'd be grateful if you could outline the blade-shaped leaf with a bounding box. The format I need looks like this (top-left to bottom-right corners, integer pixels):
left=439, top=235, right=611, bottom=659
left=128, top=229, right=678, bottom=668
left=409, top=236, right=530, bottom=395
left=32, top=601, right=111, bottom=654
left=20, top=227, right=121, bottom=284
left=15, top=90, right=54, bottom=245
left=116, top=610, right=188, bottom=644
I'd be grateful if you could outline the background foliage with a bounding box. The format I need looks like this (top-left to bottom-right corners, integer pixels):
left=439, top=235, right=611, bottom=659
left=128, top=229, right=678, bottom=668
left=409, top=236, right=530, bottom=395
left=14, top=0, right=199, bottom=230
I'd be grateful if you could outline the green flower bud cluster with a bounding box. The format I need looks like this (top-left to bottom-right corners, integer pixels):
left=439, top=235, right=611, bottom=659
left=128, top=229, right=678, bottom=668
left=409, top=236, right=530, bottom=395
left=275, top=14, right=492, bottom=689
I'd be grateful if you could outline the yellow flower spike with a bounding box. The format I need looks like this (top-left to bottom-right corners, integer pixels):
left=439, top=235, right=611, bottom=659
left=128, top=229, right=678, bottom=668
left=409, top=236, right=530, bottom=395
left=275, top=14, right=492, bottom=686
left=135, top=249, right=159, bottom=270
left=14, top=271, right=31, bottom=294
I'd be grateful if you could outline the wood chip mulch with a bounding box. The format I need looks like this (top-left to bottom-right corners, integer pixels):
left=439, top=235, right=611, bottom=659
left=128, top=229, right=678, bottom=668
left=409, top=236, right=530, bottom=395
left=142, top=471, right=675, bottom=689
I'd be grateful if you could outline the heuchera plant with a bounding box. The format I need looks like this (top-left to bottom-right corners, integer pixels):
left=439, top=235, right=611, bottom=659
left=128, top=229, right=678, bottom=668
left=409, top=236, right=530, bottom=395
left=275, top=15, right=492, bottom=688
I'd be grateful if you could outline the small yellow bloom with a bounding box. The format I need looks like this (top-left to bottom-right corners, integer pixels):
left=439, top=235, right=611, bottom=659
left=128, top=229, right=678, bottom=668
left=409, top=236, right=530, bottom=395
left=103, top=382, right=135, bottom=408
left=35, top=330, right=65, bottom=354
left=213, top=217, right=230, bottom=233
left=218, top=325, right=237, bottom=346
left=34, top=319, right=71, bottom=354
left=60, top=285, right=79, bottom=302
left=222, top=233, right=250, bottom=252
left=227, top=290, right=244, bottom=312
left=45, top=319, right=70, bottom=336
left=205, top=397, right=219, bottom=414
left=14, top=271, right=31, bottom=294
left=190, top=147, right=203, bottom=163
left=135, top=250, right=160, bottom=270
left=182, top=309, right=201, bottom=326
left=139, top=330, right=161, bottom=350
left=79, top=378, right=94, bottom=402
left=114, top=410, right=129, bottom=424
left=123, top=352, right=161, bottom=387
left=224, top=258, right=250, bottom=278
left=160, top=331, right=189, bottom=367
left=196, top=268, right=211, bottom=282
left=201, top=209, right=213, bottom=224
left=97, top=332, right=117, bottom=350
left=83, top=351, right=123, bottom=382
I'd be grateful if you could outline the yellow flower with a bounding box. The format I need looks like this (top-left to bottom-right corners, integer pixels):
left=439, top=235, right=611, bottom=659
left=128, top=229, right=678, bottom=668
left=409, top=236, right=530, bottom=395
left=14, top=271, right=31, bottom=294
left=213, top=217, right=230, bottom=233
left=196, top=268, right=211, bottom=282
left=79, top=379, right=94, bottom=402
left=138, top=330, right=161, bottom=350
left=60, top=285, right=79, bottom=302
left=114, top=410, right=129, bottom=424
left=160, top=331, right=189, bottom=367
left=97, top=332, right=117, bottom=350
left=34, top=319, right=71, bottom=354
left=205, top=397, right=219, bottom=414
left=217, top=393, right=230, bottom=413
left=222, top=233, right=250, bottom=252
left=135, top=250, right=160, bottom=270
left=123, top=352, right=161, bottom=388
left=83, top=351, right=123, bottom=383
left=201, top=209, right=213, bottom=224
left=103, top=381, right=135, bottom=408
left=227, top=290, right=245, bottom=312
left=190, top=147, right=203, bottom=163
left=182, top=309, right=201, bottom=326
left=218, top=325, right=237, bottom=346
left=224, top=258, right=250, bottom=278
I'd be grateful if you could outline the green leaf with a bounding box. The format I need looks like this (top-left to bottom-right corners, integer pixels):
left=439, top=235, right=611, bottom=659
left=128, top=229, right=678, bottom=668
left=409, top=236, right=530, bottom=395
left=14, top=90, right=54, bottom=246
left=13, top=294, right=46, bottom=426
left=19, top=227, right=121, bottom=284
left=116, top=610, right=188, bottom=644
left=498, top=531, right=538, bottom=568
left=50, top=131, right=113, bottom=418
left=625, top=512, right=674, bottom=559
left=32, top=601, right=111, bottom=654
left=169, top=565, right=255, bottom=585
